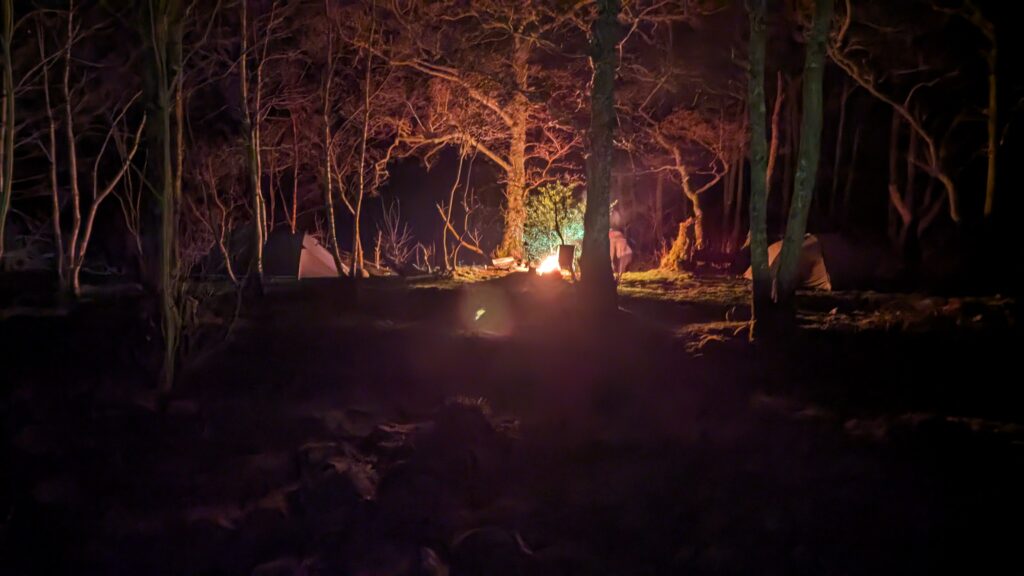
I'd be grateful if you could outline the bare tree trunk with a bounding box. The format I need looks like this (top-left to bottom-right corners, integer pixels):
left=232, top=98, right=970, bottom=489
left=780, top=75, right=799, bottom=219
left=901, top=118, right=919, bottom=249
left=731, top=149, right=745, bottom=250
left=721, top=151, right=735, bottom=251
left=267, top=151, right=276, bottom=234
left=746, top=0, right=772, bottom=336
left=766, top=71, right=784, bottom=199
left=62, top=3, right=82, bottom=294
left=654, top=170, right=664, bottom=243
left=352, top=30, right=374, bottom=278
left=774, top=0, right=834, bottom=306
left=144, top=0, right=184, bottom=393
left=37, top=20, right=64, bottom=284
left=0, top=0, right=13, bottom=261
left=240, top=0, right=265, bottom=280
left=887, top=109, right=900, bottom=245
left=580, top=0, right=619, bottom=308
left=72, top=101, right=146, bottom=294
left=290, top=114, right=299, bottom=234
left=320, top=1, right=344, bottom=273
left=496, top=38, right=530, bottom=260
left=983, top=46, right=997, bottom=217
left=441, top=152, right=466, bottom=270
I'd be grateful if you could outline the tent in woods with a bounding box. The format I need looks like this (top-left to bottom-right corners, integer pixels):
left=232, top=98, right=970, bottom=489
left=202, top=228, right=347, bottom=279
left=744, top=234, right=832, bottom=291
left=743, top=233, right=899, bottom=291
left=264, top=231, right=347, bottom=279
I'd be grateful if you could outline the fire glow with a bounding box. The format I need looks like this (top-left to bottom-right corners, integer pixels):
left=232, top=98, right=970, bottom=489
left=536, top=253, right=561, bottom=275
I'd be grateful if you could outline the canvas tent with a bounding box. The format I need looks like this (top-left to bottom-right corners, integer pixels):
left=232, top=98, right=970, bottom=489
left=202, top=228, right=347, bottom=279
left=744, top=234, right=831, bottom=290
left=743, top=233, right=898, bottom=291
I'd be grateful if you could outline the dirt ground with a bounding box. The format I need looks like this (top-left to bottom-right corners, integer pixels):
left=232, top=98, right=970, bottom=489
left=1, top=271, right=1021, bottom=575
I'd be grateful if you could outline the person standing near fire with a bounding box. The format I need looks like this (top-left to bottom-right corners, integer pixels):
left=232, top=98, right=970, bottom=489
left=608, top=203, right=632, bottom=280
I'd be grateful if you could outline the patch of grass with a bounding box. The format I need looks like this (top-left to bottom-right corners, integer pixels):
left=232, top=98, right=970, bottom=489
left=618, top=269, right=750, bottom=308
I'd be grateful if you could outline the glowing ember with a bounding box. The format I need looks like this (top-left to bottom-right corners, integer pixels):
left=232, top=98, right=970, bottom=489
left=536, top=253, right=561, bottom=275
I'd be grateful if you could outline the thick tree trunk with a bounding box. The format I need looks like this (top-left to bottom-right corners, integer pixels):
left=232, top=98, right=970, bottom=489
left=496, top=40, right=530, bottom=260
left=497, top=120, right=527, bottom=259
left=773, top=0, right=834, bottom=305
left=580, top=0, right=619, bottom=308
left=0, top=0, right=13, bottom=261
left=746, top=0, right=772, bottom=336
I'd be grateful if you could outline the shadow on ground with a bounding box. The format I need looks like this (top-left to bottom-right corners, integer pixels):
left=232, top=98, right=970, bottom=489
left=2, top=272, right=1021, bottom=575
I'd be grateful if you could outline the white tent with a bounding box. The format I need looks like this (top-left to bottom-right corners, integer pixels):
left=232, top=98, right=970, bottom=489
left=296, top=233, right=346, bottom=278
left=744, top=234, right=832, bottom=291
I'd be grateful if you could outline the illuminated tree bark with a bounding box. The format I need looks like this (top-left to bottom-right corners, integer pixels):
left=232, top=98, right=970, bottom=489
left=746, top=0, right=771, bottom=335
left=144, top=0, right=184, bottom=393
left=36, top=18, right=63, bottom=285
left=773, top=0, right=833, bottom=306
left=321, top=0, right=345, bottom=272
left=240, top=0, right=266, bottom=281
left=495, top=39, right=531, bottom=259
left=580, top=0, right=619, bottom=308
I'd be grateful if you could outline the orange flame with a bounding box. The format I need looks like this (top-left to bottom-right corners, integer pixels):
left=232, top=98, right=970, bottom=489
left=536, top=252, right=561, bottom=275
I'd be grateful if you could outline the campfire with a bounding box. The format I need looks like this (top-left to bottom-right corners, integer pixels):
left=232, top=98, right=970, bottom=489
left=536, top=252, right=561, bottom=275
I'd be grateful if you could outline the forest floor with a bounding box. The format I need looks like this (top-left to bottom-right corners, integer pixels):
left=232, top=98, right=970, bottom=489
left=1, top=270, right=1021, bottom=575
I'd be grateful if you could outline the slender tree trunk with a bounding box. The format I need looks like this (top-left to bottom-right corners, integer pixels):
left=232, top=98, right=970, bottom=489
left=773, top=0, right=834, bottom=305
left=887, top=109, right=900, bottom=245
left=0, top=0, right=13, bottom=261
left=145, top=0, right=184, bottom=394
left=721, top=153, right=735, bottom=250
left=353, top=35, right=374, bottom=278
left=321, top=4, right=344, bottom=273
left=63, top=3, right=82, bottom=294
left=983, top=45, right=997, bottom=217
left=580, top=0, right=620, bottom=309
left=267, top=152, right=276, bottom=233
left=654, top=171, right=664, bottom=243
left=72, top=103, right=146, bottom=295
left=441, top=152, right=466, bottom=270
left=38, top=21, right=64, bottom=285
left=746, top=0, right=771, bottom=336
left=780, top=76, right=798, bottom=220
left=240, top=0, right=265, bottom=280
left=290, top=114, right=299, bottom=234
left=731, top=150, right=745, bottom=250
left=901, top=119, right=919, bottom=249
left=766, top=71, right=783, bottom=199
